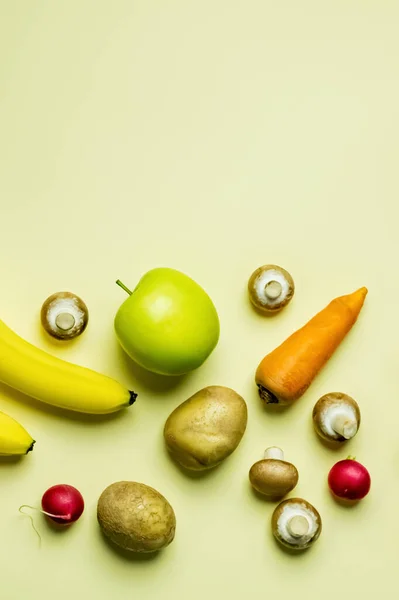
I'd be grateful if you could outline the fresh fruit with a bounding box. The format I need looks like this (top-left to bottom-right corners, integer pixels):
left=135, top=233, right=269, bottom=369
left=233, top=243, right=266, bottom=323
left=114, top=268, right=220, bottom=375
left=0, top=319, right=137, bottom=414
left=97, top=481, right=176, bottom=553
left=328, top=458, right=371, bottom=500
left=0, top=410, right=35, bottom=456
left=41, top=484, right=85, bottom=524
left=271, top=498, right=322, bottom=550
left=41, top=291, right=89, bottom=340
left=249, top=446, right=298, bottom=498
left=163, top=385, right=248, bottom=470
left=313, top=392, right=361, bottom=443
left=248, top=264, right=295, bottom=313
left=255, top=287, right=368, bottom=405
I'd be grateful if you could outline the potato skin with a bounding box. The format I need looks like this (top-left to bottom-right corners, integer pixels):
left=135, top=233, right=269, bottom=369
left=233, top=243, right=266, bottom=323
left=97, top=481, right=176, bottom=552
left=163, top=385, right=248, bottom=470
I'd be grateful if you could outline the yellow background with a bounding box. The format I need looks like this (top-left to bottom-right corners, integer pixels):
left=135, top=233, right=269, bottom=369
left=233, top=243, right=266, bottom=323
left=0, top=2, right=397, bottom=598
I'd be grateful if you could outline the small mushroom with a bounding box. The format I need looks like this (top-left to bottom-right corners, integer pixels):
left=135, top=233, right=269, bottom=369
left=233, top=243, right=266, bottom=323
left=248, top=264, right=294, bottom=314
left=41, top=292, right=89, bottom=340
left=312, top=392, right=360, bottom=442
left=272, top=497, right=322, bottom=550
left=249, top=446, right=298, bottom=498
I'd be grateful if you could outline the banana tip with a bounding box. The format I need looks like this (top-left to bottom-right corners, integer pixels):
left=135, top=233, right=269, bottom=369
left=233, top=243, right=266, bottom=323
left=129, top=391, right=138, bottom=406
left=26, top=440, right=36, bottom=454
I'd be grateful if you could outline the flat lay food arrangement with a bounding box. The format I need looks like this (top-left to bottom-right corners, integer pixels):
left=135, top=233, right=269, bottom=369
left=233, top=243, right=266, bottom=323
left=3, top=4, right=398, bottom=599
left=1, top=265, right=370, bottom=553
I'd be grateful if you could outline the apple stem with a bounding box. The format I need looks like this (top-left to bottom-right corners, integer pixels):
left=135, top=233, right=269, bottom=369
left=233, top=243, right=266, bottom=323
left=116, top=279, right=133, bottom=296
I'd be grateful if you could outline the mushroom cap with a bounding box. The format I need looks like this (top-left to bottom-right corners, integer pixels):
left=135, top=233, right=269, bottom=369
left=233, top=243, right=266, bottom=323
left=41, top=291, right=89, bottom=340
left=312, top=392, right=361, bottom=442
left=248, top=264, right=295, bottom=314
left=271, top=498, right=322, bottom=550
left=249, top=459, right=298, bottom=498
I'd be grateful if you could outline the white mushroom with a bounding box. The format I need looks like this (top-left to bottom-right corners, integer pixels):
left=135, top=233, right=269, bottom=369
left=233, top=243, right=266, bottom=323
left=41, top=292, right=89, bottom=340
left=272, top=498, right=322, bottom=550
left=248, top=264, right=295, bottom=313
left=312, top=392, right=361, bottom=442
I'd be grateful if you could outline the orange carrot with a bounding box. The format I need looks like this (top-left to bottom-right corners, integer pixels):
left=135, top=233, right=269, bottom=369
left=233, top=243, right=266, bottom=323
left=255, top=287, right=368, bottom=405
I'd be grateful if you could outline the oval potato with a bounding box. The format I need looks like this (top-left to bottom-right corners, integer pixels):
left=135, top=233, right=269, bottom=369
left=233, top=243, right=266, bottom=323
left=164, top=385, right=248, bottom=470
left=97, top=481, right=176, bottom=553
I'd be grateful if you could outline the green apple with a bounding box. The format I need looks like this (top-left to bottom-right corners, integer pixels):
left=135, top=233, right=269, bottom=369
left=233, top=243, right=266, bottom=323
left=114, top=268, right=220, bottom=376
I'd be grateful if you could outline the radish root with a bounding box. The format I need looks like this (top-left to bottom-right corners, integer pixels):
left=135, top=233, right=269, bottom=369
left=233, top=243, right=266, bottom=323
left=19, top=505, right=42, bottom=546
left=18, top=504, right=72, bottom=546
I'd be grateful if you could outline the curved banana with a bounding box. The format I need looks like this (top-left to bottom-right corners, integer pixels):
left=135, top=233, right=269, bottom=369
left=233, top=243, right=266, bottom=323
left=0, top=410, right=35, bottom=455
left=0, top=320, right=137, bottom=414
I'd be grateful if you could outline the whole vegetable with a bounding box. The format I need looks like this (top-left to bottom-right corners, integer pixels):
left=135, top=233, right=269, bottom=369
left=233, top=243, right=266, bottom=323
left=312, top=392, right=361, bottom=442
left=97, top=481, right=176, bottom=553
left=271, top=497, right=322, bottom=550
left=41, top=484, right=85, bottom=524
left=328, top=458, right=371, bottom=501
left=248, top=264, right=295, bottom=313
left=41, top=291, right=89, bottom=340
left=164, top=386, right=247, bottom=470
left=249, top=446, right=298, bottom=498
left=19, top=484, right=85, bottom=544
left=255, top=287, right=367, bottom=405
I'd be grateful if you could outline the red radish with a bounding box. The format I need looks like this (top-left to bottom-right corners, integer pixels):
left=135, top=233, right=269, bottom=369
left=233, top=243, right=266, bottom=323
left=19, top=484, right=85, bottom=544
left=41, top=484, right=84, bottom=524
left=328, top=457, right=371, bottom=501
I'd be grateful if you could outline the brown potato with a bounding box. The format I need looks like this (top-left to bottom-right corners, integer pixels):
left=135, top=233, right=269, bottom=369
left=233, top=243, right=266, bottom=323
left=97, top=481, right=176, bottom=553
left=164, top=385, right=248, bottom=471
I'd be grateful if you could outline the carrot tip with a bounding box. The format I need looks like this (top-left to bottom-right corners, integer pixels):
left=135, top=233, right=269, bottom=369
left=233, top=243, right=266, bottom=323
left=341, top=286, right=368, bottom=313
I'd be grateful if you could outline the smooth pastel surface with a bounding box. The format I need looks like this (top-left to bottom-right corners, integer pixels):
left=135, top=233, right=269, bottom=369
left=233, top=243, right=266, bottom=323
left=1, top=2, right=398, bottom=599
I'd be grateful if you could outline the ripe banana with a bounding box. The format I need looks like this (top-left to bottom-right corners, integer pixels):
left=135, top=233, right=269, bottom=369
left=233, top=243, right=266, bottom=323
left=0, top=319, right=138, bottom=414
left=0, top=410, right=35, bottom=455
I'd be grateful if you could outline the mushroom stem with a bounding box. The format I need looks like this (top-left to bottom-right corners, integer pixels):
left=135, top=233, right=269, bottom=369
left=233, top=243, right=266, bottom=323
left=264, top=280, right=282, bottom=300
left=286, top=515, right=309, bottom=538
left=116, top=280, right=133, bottom=296
left=55, top=312, right=76, bottom=331
left=264, top=446, right=284, bottom=461
left=331, top=414, right=357, bottom=439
